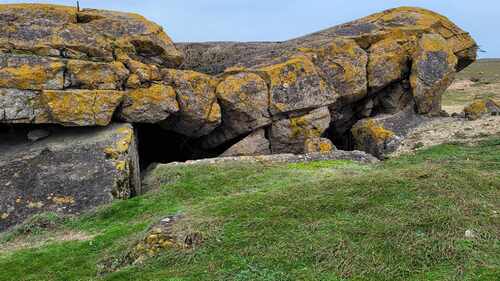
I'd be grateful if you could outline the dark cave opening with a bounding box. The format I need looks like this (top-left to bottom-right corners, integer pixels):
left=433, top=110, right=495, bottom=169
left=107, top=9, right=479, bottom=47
left=327, top=128, right=355, bottom=151
left=135, top=124, right=259, bottom=170
left=135, top=124, right=199, bottom=170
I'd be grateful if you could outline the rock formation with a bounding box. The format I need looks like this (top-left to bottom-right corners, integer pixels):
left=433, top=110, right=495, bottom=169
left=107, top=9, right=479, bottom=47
left=0, top=123, right=140, bottom=230
left=0, top=4, right=477, bottom=230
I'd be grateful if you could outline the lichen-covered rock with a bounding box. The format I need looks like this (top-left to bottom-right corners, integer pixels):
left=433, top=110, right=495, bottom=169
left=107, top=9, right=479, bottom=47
left=351, top=105, right=428, bottom=159
left=301, top=39, right=367, bottom=103
left=304, top=137, right=335, bottom=154
left=119, top=83, right=179, bottom=123
left=202, top=72, right=270, bottom=149
left=0, top=123, right=140, bottom=231
left=270, top=107, right=331, bottom=154
left=0, top=5, right=480, bottom=231
left=410, top=34, right=458, bottom=115
left=0, top=54, right=65, bottom=90
left=0, top=88, right=49, bottom=123
left=42, top=90, right=123, bottom=126
left=178, top=7, right=476, bottom=78
left=367, top=37, right=414, bottom=92
left=463, top=98, right=500, bottom=120
left=258, top=55, right=335, bottom=114
left=351, top=119, right=397, bottom=159
left=174, top=6, right=475, bottom=156
left=221, top=129, right=270, bottom=157
left=161, top=69, right=221, bottom=137
left=0, top=4, right=182, bottom=66
left=65, top=60, right=129, bottom=90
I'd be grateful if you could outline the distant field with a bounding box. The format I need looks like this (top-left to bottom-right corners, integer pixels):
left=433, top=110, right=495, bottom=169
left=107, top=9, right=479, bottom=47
left=443, top=58, right=500, bottom=113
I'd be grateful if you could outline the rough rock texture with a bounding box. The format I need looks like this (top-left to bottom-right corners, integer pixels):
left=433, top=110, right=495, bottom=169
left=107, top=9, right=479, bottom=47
left=160, top=69, right=221, bottom=137
left=147, top=150, right=379, bottom=175
left=270, top=107, right=331, bottom=154
left=221, top=129, right=270, bottom=157
left=352, top=104, right=428, bottom=159
left=410, top=34, right=458, bottom=115
left=0, top=5, right=477, bottom=229
left=463, top=98, right=500, bottom=120
left=0, top=5, right=476, bottom=158
left=0, top=123, right=140, bottom=231
left=304, top=137, right=335, bottom=154
left=176, top=7, right=476, bottom=157
left=0, top=3, right=182, bottom=127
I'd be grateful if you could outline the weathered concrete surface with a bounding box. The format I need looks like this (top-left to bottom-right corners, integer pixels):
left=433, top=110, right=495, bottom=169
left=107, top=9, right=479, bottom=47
left=0, top=123, right=140, bottom=231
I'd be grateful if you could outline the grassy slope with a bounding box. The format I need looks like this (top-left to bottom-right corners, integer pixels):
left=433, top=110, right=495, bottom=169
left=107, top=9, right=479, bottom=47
left=0, top=138, right=499, bottom=281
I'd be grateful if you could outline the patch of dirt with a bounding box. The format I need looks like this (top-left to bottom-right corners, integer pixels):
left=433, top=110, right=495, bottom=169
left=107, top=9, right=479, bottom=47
left=0, top=230, right=93, bottom=254
left=391, top=116, right=500, bottom=157
left=442, top=105, right=466, bottom=114
left=443, top=81, right=500, bottom=114
left=448, top=79, right=474, bottom=90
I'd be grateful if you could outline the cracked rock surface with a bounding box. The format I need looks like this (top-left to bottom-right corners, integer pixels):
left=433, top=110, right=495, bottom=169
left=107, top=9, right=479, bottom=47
left=0, top=4, right=477, bottom=230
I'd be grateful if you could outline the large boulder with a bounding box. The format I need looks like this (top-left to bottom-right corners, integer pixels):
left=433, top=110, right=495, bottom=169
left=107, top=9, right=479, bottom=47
left=270, top=107, right=331, bottom=154
left=0, top=4, right=182, bottom=66
left=160, top=69, right=221, bottom=137
left=0, top=5, right=476, bottom=153
left=201, top=72, right=271, bottom=149
left=175, top=6, right=476, bottom=156
left=0, top=123, right=140, bottom=231
left=410, top=34, right=458, bottom=115
left=221, top=129, right=271, bottom=157
left=0, top=5, right=478, bottom=230
left=351, top=104, right=428, bottom=159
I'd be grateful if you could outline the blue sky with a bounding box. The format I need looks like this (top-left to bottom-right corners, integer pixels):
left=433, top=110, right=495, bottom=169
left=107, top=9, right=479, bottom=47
left=0, top=0, right=498, bottom=57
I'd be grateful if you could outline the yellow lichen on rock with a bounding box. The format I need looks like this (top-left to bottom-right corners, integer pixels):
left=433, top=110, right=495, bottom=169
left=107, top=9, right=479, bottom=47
left=42, top=90, right=123, bottom=126
left=352, top=119, right=394, bottom=144
left=161, top=69, right=221, bottom=137
left=258, top=55, right=334, bottom=114
left=0, top=58, right=65, bottom=90
left=298, top=39, right=365, bottom=102
left=120, top=83, right=179, bottom=123
left=410, top=34, right=458, bottom=115
left=66, top=60, right=129, bottom=90
left=368, top=37, right=415, bottom=90
left=104, top=125, right=134, bottom=160
left=260, top=56, right=313, bottom=89
left=304, top=137, right=335, bottom=154
left=463, top=98, right=499, bottom=120
left=289, top=115, right=322, bottom=139
left=216, top=72, right=268, bottom=118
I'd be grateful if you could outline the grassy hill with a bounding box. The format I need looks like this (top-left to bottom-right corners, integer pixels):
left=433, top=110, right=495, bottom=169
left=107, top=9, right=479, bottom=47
left=0, top=136, right=499, bottom=281
left=443, top=59, right=500, bottom=113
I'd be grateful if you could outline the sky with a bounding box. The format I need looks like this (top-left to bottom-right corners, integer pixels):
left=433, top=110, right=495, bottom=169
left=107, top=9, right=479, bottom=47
left=0, top=0, right=498, bottom=58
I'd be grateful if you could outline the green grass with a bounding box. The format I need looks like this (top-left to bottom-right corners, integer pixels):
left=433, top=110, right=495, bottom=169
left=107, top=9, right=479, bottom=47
left=443, top=59, right=500, bottom=109
left=0, top=138, right=499, bottom=281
